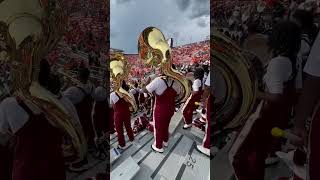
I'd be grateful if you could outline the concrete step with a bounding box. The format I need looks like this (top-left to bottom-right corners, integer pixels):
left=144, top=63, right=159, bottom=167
left=178, top=143, right=210, bottom=180
left=152, top=136, right=194, bottom=180
left=132, top=133, right=183, bottom=180
left=110, top=132, right=210, bottom=180
left=67, top=108, right=210, bottom=180
left=111, top=131, right=153, bottom=170
left=111, top=157, right=140, bottom=180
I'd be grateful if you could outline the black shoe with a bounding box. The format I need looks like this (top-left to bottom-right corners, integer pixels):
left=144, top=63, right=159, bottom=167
left=68, top=158, right=90, bottom=172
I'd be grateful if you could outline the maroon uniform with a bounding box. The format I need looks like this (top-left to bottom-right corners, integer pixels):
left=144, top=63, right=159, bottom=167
left=231, top=79, right=296, bottom=179
left=182, top=79, right=203, bottom=126
left=111, top=92, right=134, bottom=147
left=0, top=97, right=65, bottom=180
left=93, top=86, right=109, bottom=137
left=146, top=77, right=177, bottom=150
left=75, top=86, right=95, bottom=145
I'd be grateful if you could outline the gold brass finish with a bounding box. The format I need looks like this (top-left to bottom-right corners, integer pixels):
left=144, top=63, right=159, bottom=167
left=110, top=52, right=138, bottom=112
left=212, top=30, right=260, bottom=129
left=138, top=27, right=191, bottom=104
left=0, top=0, right=84, bottom=161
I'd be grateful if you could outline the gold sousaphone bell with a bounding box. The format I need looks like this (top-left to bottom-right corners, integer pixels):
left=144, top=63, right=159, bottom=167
left=0, top=0, right=86, bottom=161
left=212, top=30, right=262, bottom=129
left=110, top=52, right=138, bottom=112
left=138, top=27, right=191, bottom=104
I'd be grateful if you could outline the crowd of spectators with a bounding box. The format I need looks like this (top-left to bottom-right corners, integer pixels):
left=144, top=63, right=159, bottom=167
left=124, top=40, right=210, bottom=79
left=213, top=0, right=320, bottom=45
left=47, top=0, right=108, bottom=72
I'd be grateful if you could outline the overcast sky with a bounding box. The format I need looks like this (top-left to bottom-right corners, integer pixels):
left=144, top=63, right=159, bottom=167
left=110, top=0, right=210, bottom=54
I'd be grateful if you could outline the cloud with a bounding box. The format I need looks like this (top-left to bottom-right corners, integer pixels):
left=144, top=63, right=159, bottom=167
left=189, top=0, right=210, bottom=19
left=110, top=0, right=209, bottom=53
left=197, top=18, right=207, bottom=27
left=175, top=0, right=191, bottom=11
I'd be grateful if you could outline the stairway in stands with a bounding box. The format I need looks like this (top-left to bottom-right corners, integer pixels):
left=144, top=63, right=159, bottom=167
left=67, top=109, right=211, bottom=180
left=110, top=109, right=210, bottom=180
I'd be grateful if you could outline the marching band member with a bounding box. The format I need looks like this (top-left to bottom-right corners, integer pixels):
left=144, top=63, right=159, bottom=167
left=182, top=67, right=205, bottom=129
left=0, top=98, right=13, bottom=180
left=137, top=27, right=190, bottom=154
left=143, top=76, right=155, bottom=118
left=63, top=68, right=96, bottom=146
left=109, top=86, right=116, bottom=135
left=232, top=21, right=301, bottom=179
left=196, top=72, right=211, bottom=156
left=130, top=82, right=140, bottom=109
left=47, top=71, right=89, bottom=170
left=143, top=69, right=178, bottom=153
left=202, top=64, right=209, bottom=84
left=93, top=85, right=108, bottom=139
left=110, top=81, right=135, bottom=149
left=138, top=86, right=146, bottom=111
left=293, top=30, right=320, bottom=180
left=0, top=59, right=66, bottom=180
left=109, top=94, right=116, bottom=135
left=0, top=97, right=66, bottom=180
left=292, top=10, right=313, bottom=91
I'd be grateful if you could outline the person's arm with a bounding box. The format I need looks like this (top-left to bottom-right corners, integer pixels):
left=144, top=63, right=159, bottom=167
left=0, top=98, right=29, bottom=147
left=63, top=87, right=81, bottom=105
left=141, top=77, right=153, bottom=93
left=109, top=93, right=115, bottom=107
left=202, top=72, right=211, bottom=104
left=192, top=79, right=201, bottom=95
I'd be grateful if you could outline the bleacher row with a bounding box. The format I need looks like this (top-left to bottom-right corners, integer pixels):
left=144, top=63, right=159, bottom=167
left=67, top=107, right=210, bottom=180
left=46, top=0, right=108, bottom=71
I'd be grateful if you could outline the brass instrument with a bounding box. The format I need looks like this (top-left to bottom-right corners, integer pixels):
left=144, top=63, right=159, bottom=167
left=110, top=52, right=137, bottom=112
left=56, top=64, right=107, bottom=88
left=138, top=27, right=191, bottom=104
left=0, top=0, right=85, bottom=161
left=212, top=30, right=261, bottom=129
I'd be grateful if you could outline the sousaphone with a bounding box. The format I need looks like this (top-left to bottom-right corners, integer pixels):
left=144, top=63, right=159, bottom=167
left=212, top=30, right=262, bottom=129
left=0, top=0, right=85, bottom=161
left=138, top=27, right=191, bottom=104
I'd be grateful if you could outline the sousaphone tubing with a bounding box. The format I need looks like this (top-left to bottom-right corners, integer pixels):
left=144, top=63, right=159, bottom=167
left=212, top=30, right=262, bottom=129
left=0, top=0, right=86, bottom=162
